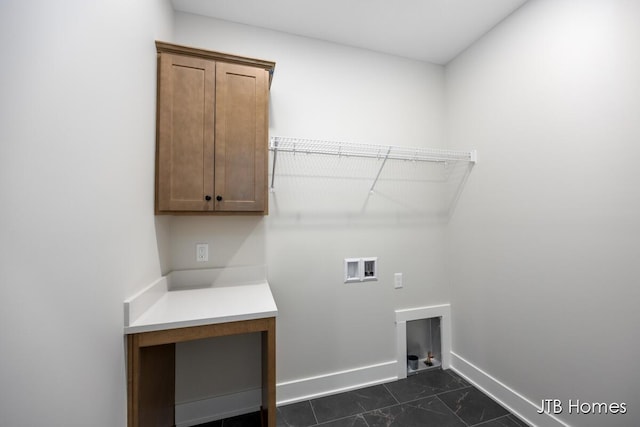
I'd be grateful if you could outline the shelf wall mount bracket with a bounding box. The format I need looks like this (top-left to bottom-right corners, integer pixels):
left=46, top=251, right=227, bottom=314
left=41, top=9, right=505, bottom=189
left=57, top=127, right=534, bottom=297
left=369, top=146, right=392, bottom=194
left=270, top=137, right=279, bottom=192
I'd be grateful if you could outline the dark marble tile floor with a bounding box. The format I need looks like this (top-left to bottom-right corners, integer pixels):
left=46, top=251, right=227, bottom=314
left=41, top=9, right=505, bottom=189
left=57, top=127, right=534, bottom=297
left=196, top=369, right=530, bottom=427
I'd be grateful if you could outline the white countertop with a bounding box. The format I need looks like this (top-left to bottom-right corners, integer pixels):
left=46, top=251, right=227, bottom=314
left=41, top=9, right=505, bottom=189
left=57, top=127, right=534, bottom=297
left=124, top=269, right=277, bottom=334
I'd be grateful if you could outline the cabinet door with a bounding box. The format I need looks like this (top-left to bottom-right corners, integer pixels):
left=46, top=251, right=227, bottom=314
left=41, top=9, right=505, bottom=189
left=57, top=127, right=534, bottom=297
left=214, top=62, right=268, bottom=212
left=156, top=54, right=215, bottom=212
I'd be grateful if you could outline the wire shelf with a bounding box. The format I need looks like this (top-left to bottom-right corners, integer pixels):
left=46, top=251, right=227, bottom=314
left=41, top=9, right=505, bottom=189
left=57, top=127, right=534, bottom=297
left=269, top=136, right=476, bottom=194
left=269, top=136, right=475, bottom=163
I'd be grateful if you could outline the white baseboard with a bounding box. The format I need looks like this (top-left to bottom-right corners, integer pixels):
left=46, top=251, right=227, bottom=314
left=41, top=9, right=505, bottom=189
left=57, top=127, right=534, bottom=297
left=450, top=351, right=570, bottom=427
left=175, top=388, right=262, bottom=427
left=175, top=360, right=398, bottom=426
left=276, top=360, right=398, bottom=405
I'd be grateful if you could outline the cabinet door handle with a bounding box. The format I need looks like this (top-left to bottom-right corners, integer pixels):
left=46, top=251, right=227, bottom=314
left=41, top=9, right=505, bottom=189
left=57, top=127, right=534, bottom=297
left=216, top=195, right=223, bottom=202
left=205, top=195, right=212, bottom=201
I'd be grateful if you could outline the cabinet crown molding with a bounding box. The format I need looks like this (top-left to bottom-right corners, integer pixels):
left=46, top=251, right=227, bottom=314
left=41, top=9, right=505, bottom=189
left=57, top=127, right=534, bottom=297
left=155, top=41, right=276, bottom=86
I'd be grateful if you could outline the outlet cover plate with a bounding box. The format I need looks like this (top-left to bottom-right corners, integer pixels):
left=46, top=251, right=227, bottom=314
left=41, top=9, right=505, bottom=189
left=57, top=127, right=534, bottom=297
left=394, top=272, right=403, bottom=289
left=196, top=243, right=209, bottom=262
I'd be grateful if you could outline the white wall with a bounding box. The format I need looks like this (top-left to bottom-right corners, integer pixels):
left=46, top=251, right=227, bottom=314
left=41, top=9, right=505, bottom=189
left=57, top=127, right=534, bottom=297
left=0, top=1, right=174, bottom=425
left=446, top=0, right=640, bottom=426
left=9, top=2, right=636, bottom=425
left=170, top=13, right=452, bottom=408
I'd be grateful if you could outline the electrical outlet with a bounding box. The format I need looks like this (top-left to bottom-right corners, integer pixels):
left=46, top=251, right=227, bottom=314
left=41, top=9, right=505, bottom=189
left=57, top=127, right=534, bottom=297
left=196, top=243, right=209, bottom=262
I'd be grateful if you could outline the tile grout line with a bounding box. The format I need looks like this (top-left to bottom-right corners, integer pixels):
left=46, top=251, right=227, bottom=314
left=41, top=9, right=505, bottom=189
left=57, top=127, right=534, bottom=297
left=388, top=383, right=473, bottom=407
left=310, top=388, right=402, bottom=426
left=472, top=414, right=517, bottom=427
left=382, top=382, right=401, bottom=405
left=435, top=386, right=513, bottom=427
left=308, top=399, right=320, bottom=426
left=314, top=411, right=375, bottom=427
left=312, top=392, right=476, bottom=427
left=310, top=384, right=398, bottom=426
left=434, top=393, right=472, bottom=427
left=312, top=383, right=492, bottom=427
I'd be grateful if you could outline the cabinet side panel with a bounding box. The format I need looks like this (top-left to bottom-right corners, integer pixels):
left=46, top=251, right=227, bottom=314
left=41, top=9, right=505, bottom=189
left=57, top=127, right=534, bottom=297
left=215, top=63, right=267, bottom=212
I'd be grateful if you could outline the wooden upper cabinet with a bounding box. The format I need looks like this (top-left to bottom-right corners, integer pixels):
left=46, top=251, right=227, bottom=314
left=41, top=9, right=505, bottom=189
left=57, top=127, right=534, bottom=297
left=155, top=41, right=274, bottom=214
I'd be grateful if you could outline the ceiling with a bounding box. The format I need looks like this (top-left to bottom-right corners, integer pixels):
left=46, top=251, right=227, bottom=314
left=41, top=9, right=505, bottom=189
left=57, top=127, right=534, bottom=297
left=171, top=0, right=528, bottom=64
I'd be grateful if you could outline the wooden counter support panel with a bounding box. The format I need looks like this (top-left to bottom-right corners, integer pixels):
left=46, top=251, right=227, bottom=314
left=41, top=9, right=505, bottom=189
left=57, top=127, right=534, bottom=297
left=136, top=317, right=272, bottom=347
left=262, top=317, right=276, bottom=427
left=139, top=344, right=175, bottom=426
left=127, top=317, right=276, bottom=427
left=127, top=336, right=175, bottom=427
